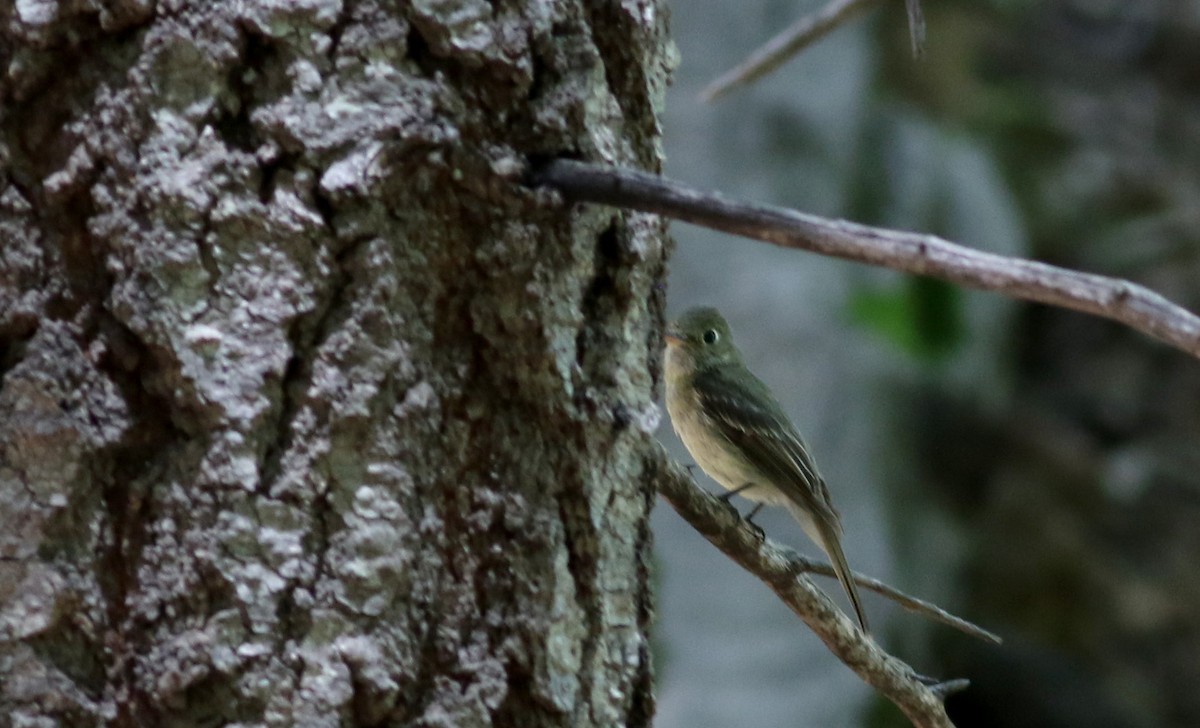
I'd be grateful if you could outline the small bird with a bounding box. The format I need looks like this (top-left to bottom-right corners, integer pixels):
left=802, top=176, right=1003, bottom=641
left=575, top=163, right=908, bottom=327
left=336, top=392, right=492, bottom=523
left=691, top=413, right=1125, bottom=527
left=664, top=306, right=868, bottom=632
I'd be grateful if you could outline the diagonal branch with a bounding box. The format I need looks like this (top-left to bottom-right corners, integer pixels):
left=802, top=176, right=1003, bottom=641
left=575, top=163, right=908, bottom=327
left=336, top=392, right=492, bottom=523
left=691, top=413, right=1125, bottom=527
left=646, top=446, right=960, bottom=728
left=702, top=0, right=877, bottom=102
left=701, top=0, right=925, bottom=102
left=532, top=159, right=1200, bottom=360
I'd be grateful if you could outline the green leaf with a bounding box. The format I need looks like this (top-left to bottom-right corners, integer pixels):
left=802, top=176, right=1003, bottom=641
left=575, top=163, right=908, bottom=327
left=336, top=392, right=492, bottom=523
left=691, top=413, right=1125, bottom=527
left=848, top=277, right=964, bottom=361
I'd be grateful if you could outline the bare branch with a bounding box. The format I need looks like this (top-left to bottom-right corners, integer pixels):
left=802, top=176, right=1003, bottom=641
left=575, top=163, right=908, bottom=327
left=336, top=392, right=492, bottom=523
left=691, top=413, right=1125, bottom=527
left=905, top=0, right=927, bottom=56
left=647, top=447, right=959, bottom=728
left=789, top=552, right=1002, bottom=645
left=926, top=678, right=971, bottom=700
left=701, top=0, right=877, bottom=102
left=701, top=0, right=924, bottom=101
left=532, top=159, right=1200, bottom=360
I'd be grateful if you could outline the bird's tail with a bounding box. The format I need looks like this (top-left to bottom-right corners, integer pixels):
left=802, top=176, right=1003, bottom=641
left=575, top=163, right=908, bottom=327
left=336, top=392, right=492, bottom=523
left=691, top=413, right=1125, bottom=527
left=819, top=527, right=869, bottom=634
left=788, top=501, right=869, bottom=633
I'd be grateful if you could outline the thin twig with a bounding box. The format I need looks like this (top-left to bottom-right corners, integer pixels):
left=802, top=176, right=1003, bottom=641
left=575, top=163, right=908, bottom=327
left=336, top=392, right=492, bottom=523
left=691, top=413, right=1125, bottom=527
left=648, top=448, right=957, bottom=728
left=787, top=551, right=1002, bottom=645
left=702, top=0, right=877, bottom=102
left=703, top=0, right=926, bottom=101
left=532, top=159, right=1200, bottom=360
left=905, top=0, right=927, bottom=56
left=926, top=679, right=971, bottom=700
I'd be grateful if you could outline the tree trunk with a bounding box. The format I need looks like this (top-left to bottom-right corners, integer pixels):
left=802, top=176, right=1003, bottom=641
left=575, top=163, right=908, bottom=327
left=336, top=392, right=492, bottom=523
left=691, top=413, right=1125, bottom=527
left=0, top=1, right=673, bottom=725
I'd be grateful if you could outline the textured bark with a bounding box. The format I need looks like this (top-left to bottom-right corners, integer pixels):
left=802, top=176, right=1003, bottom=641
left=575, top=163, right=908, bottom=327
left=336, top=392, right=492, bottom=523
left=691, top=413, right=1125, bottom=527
left=0, top=1, right=673, bottom=726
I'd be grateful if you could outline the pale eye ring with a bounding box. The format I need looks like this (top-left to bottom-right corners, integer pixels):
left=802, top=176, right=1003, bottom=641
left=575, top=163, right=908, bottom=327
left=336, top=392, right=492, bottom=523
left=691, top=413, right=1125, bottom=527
left=702, top=329, right=719, bottom=344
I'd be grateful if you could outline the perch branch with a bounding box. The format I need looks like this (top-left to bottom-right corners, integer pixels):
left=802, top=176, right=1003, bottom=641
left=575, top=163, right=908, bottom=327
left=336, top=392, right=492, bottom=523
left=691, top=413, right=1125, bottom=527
left=532, top=159, right=1200, bottom=360
left=648, top=447, right=961, bottom=728
left=701, top=0, right=924, bottom=102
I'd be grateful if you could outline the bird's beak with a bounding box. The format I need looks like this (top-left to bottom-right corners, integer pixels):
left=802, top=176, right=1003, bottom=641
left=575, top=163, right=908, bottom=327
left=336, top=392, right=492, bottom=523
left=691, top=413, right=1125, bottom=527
left=664, top=323, right=684, bottom=348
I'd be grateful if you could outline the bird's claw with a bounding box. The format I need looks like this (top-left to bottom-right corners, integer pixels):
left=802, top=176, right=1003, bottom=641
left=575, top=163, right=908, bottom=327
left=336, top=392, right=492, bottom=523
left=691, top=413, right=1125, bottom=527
left=744, top=503, right=766, bottom=541
left=746, top=521, right=766, bottom=542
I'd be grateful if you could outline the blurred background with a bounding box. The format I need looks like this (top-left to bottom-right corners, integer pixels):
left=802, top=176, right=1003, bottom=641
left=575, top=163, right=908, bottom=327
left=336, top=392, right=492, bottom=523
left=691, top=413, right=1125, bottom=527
left=651, top=1, right=1200, bottom=726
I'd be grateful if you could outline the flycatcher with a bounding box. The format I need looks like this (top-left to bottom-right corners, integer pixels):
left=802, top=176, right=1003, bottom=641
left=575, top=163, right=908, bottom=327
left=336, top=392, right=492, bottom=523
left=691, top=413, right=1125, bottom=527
left=664, top=306, right=868, bottom=632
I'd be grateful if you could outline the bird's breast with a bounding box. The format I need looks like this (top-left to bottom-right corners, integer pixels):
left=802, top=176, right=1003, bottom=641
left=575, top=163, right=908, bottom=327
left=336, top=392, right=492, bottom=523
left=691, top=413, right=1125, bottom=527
left=666, top=365, right=783, bottom=504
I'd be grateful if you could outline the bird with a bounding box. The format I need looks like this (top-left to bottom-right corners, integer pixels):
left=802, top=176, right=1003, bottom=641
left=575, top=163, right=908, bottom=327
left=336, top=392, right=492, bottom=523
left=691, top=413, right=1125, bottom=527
left=663, top=306, right=868, bottom=632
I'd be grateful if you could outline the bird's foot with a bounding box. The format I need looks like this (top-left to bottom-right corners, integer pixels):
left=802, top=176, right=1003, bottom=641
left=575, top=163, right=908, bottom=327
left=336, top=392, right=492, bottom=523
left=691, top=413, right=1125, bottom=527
left=743, top=503, right=766, bottom=541
left=718, top=482, right=755, bottom=502
left=746, top=521, right=766, bottom=542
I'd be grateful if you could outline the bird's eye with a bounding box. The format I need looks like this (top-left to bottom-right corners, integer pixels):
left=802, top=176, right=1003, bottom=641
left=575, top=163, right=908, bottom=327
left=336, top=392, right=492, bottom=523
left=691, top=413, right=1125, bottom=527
left=702, top=329, right=719, bottom=344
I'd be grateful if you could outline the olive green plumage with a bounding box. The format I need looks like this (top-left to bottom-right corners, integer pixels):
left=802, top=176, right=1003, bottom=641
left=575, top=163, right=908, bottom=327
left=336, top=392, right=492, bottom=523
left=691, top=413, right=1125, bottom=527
left=664, top=306, right=868, bottom=633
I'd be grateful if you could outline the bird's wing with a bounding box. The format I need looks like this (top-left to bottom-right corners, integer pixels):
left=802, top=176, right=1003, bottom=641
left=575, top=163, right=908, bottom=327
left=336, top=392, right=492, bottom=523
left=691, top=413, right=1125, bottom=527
left=692, top=365, right=842, bottom=530
left=695, top=365, right=869, bottom=631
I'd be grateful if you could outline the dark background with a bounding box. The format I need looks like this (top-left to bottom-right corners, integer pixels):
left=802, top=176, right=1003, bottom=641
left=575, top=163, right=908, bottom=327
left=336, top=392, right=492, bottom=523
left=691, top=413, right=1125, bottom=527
left=654, top=1, right=1200, bottom=726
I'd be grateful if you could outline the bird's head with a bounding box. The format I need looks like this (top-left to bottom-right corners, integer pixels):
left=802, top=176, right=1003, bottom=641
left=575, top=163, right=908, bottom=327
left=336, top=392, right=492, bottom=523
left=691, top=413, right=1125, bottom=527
left=664, top=306, right=740, bottom=369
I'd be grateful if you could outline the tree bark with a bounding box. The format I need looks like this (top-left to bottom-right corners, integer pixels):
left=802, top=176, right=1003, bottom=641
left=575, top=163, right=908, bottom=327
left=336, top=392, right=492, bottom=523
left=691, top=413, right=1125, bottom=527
left=0, top=1, right=673, bottom=726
